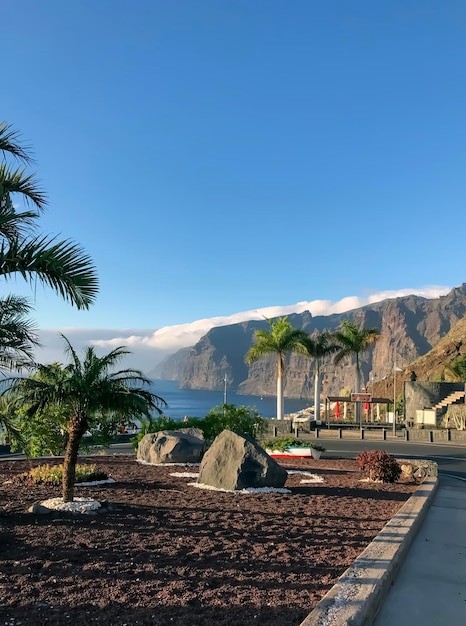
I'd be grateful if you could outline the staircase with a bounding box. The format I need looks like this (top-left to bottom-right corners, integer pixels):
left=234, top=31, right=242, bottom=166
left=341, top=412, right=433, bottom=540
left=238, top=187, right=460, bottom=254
left=432, top=390, right=465, bottom=412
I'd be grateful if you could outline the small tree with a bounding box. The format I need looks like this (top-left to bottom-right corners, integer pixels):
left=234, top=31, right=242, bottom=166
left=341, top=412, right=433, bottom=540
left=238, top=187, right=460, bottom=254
left=6, top=335, right=166, bottom=501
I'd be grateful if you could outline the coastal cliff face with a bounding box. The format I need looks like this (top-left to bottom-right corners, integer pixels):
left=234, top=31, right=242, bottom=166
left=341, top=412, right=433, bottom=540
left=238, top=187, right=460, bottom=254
left=152, top=284, right=466, bottom=399
left=149, top=347, right=192, bottom=381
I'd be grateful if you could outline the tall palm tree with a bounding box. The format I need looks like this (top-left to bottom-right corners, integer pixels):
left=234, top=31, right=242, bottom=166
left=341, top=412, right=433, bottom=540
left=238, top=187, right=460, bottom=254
left=6, top=335, right=167, bottom=502
left=245, top=317, right=308, bottom=421
left=0, top=121, right=98, bottom=311
left=333, top=320, right=380, bottom=423
left=300, top=331, right=339, bottom=422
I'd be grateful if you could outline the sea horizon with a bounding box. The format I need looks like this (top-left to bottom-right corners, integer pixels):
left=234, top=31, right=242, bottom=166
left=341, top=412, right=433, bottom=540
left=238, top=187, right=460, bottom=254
left=149, top=379, right=314, bottom=420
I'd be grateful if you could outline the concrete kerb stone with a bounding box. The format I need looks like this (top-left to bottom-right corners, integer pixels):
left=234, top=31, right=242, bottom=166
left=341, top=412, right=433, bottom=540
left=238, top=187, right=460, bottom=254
left=299, top=476, right=438, bottom=626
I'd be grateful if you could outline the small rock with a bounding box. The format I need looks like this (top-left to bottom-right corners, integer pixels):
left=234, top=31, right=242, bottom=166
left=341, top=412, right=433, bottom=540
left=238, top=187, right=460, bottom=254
left=28, top=503, right=52, bottom=515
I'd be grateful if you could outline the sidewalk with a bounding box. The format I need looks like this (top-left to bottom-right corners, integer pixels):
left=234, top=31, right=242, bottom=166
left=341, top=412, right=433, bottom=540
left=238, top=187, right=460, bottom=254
left=300, top=474, right=466, bottom=626
left=373, top=475, right=466, bottom=625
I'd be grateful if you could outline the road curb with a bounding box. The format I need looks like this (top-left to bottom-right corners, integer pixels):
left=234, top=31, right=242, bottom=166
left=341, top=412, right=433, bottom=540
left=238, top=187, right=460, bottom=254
left=299, top=477, right=438, bottom=626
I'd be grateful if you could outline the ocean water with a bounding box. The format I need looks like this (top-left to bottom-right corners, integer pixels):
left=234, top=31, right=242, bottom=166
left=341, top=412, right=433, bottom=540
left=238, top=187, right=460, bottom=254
left=149, top=379, right=313, bottom=420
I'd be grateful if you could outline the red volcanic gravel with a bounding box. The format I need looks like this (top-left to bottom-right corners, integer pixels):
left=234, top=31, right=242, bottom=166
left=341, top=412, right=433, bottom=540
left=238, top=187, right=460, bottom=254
left=0, top=455, right=417, bottom=626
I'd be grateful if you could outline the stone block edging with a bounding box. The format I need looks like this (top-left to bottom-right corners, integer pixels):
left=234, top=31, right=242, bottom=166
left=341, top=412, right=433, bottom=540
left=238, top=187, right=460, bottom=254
left=299, top=477, right=438, bottom=626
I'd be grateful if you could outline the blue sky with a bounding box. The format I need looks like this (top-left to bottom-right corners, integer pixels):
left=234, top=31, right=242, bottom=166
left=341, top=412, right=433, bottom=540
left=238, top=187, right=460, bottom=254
left=2, top=1, right=465, bottom=371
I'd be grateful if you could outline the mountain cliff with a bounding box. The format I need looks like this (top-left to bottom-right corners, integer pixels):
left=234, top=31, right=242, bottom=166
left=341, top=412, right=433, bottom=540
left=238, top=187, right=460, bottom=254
left=147, top=347, right=192, bottom=380
left=153, top=284, right=466, bottom=399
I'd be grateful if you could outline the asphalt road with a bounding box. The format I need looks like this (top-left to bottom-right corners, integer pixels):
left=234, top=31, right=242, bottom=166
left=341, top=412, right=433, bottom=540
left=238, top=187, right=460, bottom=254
left=3, top=437, right=466, bottom=480
left=106, top=438, right=466, bottom=480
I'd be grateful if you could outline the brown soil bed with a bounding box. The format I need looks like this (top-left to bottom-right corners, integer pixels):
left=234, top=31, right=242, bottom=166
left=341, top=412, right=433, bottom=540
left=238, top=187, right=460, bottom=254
left=0, top=455, right=417, bottom=626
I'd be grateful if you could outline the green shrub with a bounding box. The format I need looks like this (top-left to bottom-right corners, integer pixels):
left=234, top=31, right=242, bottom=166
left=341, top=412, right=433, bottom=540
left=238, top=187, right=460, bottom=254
left=201, top=404, right=266, bottom=442
left=131, top=415, right=174, bottom=450
left=130, top=415, right=206, bottom=449
left=356, top=450, right=401, bottom=483
left=27, top=463, right=108, bottom=485
left=261, top=436, right=326, bottom=452
left=132, top=404, right=266, bottom=449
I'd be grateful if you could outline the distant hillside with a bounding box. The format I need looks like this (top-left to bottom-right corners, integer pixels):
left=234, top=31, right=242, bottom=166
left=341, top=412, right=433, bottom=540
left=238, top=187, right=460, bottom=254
left=372, top=313, right=466, bottom=400
left=406, top=314, right=466, bottom=379
left=152, top=283, right=466, bottom=399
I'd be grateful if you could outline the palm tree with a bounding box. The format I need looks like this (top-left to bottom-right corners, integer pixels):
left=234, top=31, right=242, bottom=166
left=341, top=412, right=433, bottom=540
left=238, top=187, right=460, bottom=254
left=245, top=317, right=308, bottom=421
left=300, top=331, right=339, bottom=423
left=333, top=320, right=380, bottom=423
left=0, top=294, right=39, bottom=370
left=0, top=121, right=98, bottom=311
left=0, top=293, right=39, bottom=441
left=6, top=335, right=167, bottom=502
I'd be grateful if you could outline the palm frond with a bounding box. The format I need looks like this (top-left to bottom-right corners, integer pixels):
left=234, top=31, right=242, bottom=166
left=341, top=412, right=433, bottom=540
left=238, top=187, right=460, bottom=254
left=0, top=121, right=35, bottom=164
left=0, top=235, right=99, bottom=309
left=0, top=202, right=40, bottom=241
left=246, top=317, right=309, bottom=364
left=333, top=321, right=380, bottom=369
left=0, top=295, right=40, bottom=372
left=0, top=164, right=47, bottom=211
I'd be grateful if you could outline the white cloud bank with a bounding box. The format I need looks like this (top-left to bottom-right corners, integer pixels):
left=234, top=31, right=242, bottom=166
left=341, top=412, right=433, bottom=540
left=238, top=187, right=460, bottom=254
left=36, top=285, right=451, bottom=373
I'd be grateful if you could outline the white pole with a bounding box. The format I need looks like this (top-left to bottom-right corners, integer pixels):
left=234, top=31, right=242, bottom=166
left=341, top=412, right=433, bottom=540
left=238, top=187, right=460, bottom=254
left=314, top=367, right=320, bottom=426
left=223, top=374, right=227, bottom=404
left=393, top=358, right=397, bottom=436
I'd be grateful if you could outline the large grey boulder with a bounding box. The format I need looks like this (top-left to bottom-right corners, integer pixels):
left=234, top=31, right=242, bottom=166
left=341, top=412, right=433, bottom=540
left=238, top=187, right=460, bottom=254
left=137, top=428, right=205, bottom=464
left=197, top=429, right=288, bottom=490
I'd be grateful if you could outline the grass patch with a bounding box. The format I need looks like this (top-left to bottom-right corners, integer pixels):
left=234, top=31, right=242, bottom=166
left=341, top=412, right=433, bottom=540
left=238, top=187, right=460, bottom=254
left=26, top=463, right=108, bottom=485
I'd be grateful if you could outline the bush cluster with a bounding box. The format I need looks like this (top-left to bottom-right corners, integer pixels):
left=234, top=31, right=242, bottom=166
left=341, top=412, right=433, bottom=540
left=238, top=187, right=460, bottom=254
left=356, top=450, right=401, bottom=483
left=132, top=403, right=267, bottom=449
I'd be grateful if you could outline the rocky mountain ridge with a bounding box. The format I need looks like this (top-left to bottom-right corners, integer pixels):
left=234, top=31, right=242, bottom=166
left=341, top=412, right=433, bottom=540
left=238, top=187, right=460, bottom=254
left=150, top=284, right=466, bottom=399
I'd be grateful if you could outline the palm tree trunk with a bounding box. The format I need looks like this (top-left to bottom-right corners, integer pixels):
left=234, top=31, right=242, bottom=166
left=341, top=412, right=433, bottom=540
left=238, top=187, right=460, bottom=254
left=276, top=374, right=284, bottom=420
left=276, top=355, right=285, bottom=421
left=355, top=359, right=361, bottom=425
left=62, top=416, right=86, bottom=502
left=314, top=368, right=320, bottom=425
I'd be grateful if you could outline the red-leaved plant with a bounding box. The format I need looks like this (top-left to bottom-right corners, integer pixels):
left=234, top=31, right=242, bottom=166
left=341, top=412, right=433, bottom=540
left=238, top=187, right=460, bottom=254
left=356, top=450, right=401, bottom=483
